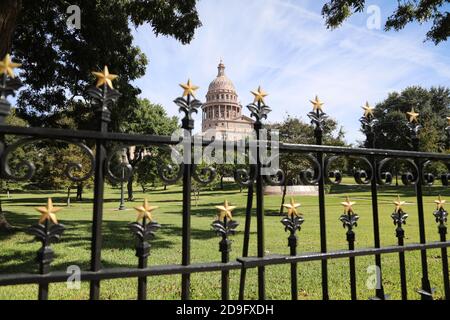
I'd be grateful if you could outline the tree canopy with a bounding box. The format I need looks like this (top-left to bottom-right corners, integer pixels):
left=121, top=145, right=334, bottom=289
left=322, top=0, right=449, bottom=44
left=363, top=86, right=450, bottom=152
left=0, top=0, right=201, bottom=130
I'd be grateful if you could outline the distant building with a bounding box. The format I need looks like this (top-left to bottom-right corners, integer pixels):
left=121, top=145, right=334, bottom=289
left=201, top=61, right=254, bottom=140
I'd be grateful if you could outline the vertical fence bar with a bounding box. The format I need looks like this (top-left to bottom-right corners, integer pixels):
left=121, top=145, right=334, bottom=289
left=348, top=231, right=357, bottom=300
left=220, top=218, right=231, bottom=300
left=361, top=110, right=386, bottom=299
left=90, top=90, right=109, bottom=300
left=415, top=164, right=433, bottom=299
left=433, top=198, right=449, bottom=300
left=340, top=196, right=359, bottom=300
left=369, top=155, right=386, bottom=299
left=415, top=161, right=433, bottom=299
left=129, top=200, right=160, bottom=300
left=175, top=81, right=202, bottom=300
left=37, top=220, right=51, bottom=300
left=281, top=198, right=303, bottom=301
left=439, top=224, right=450, bottom=300
left=255, top=119, right=265, bottom=300
left=86, top=71, right=120, bottom=300
left=308, top=97, right=329, bottom=300
left=212, top=201, right=237, bottom=300
left=238, top=181, right=253, bottom=300
left=137, top=216, right=150, bottom=300
left=392, top=199, right=408, bottom=300
left=316, top=148, right=329, bottom=300
left=247, top=87, right=270, bottom=300
left=181, top=128, right=192, bottom=300
left=407, top=113, right=433, bottom=300
left=289, top=233, right=298, bottom=300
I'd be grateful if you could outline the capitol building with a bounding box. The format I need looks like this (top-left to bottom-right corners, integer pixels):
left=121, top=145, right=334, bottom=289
left=201, top=61, right=254, bottom=140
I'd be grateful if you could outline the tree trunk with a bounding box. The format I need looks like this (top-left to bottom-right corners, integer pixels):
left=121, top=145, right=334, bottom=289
left=0, top=197, right=12, bottom=231
left=67, top=186, right=71, bottom=207
left=220, top=175, right=224, bottom=190
left=76, top=183, right=83, bottom=201
left=0, top=0, right=22, bottom=58
left=279, top=178, right=288, bottom=215
left=127, top=175, right=134, bottom=201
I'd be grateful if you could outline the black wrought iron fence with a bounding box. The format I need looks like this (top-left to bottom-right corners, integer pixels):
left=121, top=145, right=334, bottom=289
left=0, top=57, right=449, bottom=300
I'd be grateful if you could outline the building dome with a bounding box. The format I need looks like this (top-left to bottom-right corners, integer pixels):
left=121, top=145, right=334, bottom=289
left=201, top=60, right=254, bottom=141
left=207, top=61, right=236, bottom=94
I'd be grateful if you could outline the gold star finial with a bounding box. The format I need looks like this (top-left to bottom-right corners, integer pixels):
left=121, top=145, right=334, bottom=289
left=310, top=95, right=324, bottom=112
left=179, top=79, right=199, bottom=98
left=215, top=200, right=236, bottom=221
left=282, top=197, right=302, bottom=218
left=92, top=66, right=118, bottom=89
left=251, top=86, right=268, bottom=105
left=0, top=54, right=21, bottom=78
left=393, top=195, right=406, bottom=213
left=446, top=116, right=450, bottom=126
left=341, top=196, right=355, bottom=214
left=435, top=195, right=446, bottom=211
left=406, top=108, right=420, bottom=123
left=134, top=199, right=158, bottom=222
left=362, top=101, right=375, bottom=118
left=35, top=198, right=61, bottom=225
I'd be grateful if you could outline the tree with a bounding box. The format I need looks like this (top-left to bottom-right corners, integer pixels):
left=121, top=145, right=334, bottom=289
left=366, top=86, right=450, bottom=152
left=0, top=0, right=201, bottom=130
left=0, top=108, right=27, bottom=230
left=363, top=86, right=450, bottom=184
left=271, top=115, right=346, bottom=214
left=120, top=98, right=179, bottom=200
left=322, top=0, right=449, bottom=44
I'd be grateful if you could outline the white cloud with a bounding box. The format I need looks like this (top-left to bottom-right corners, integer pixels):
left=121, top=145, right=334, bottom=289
left=132, top=0, right=450, bottom=143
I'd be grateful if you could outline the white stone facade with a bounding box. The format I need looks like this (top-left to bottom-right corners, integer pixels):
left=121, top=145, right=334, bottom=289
left=201, top=61, right=254, bottom=140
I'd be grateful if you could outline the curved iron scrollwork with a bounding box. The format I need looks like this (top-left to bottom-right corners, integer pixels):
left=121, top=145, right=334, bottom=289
left=192, top=164, right=217, bottom=185
left=233, top=165, right=257, bottom=187
left=324, top=155, right=343, bottom=185
left=422, top=160, right=450, bottom=187
left=351, top=156, right=373, bottom=185
left=377, top=158, right=419, bottom=186
left=1, top=138, right=95, bottom=182
left=298, top=153, right=322, bottom=185
left=105, top=146, right=133, bottom=183
left=157, top=146, right=184, bottom=185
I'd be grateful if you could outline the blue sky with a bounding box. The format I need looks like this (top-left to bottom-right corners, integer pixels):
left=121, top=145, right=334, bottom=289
left=132, top=0, right=450, bottom=144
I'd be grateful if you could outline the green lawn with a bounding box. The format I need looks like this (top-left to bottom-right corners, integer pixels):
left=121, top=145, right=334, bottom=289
left=0, top=182, right=449, bottom=300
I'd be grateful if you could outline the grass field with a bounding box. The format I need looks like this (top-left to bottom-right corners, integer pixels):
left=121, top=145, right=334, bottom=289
left=0, top=181, right=449, bottom=300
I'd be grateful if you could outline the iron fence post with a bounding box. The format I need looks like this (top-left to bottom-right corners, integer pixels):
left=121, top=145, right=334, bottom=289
left=255, top=119, right=265, bottom=300
left=347, top=230, right=357, bottom=300
left=288, top=233, right=298, bottom=300
left=361, top=111, right=386, bottom=299
left=219, top=219, right=231, bottom=300
left=410, top=126, right=433, bottom=300
left=309, top=102, right=329, bottom=300
left=86, top=70, right=121, bottom=300
left=175, top=81, right=202, bottom=300
left=339, top=196, right=359, bottom=300
left=90, top=84, right=109, bottom=300
left=392, top=204, right=408, bottom=300
left=37, top=220, right=52, bottom=300
left=238, top=179, right=253, bottom=300
left=433, top=201, right=449, bottom=300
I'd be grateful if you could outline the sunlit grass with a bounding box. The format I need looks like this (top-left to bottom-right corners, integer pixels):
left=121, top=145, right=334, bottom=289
left=0, top=181, right=448, bottom=300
